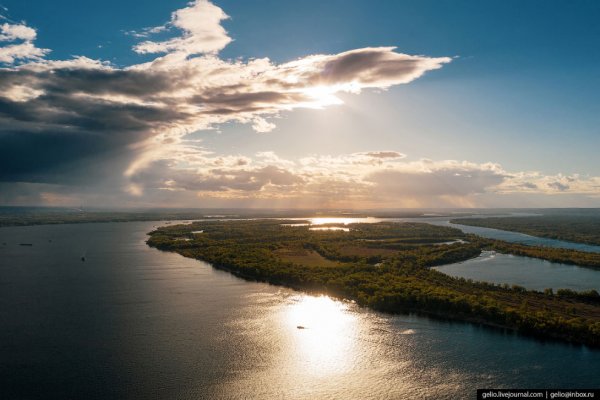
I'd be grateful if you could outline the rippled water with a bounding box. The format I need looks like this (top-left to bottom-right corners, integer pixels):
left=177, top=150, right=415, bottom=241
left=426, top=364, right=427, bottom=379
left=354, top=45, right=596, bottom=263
left=0, top=222, right=598, bottom=399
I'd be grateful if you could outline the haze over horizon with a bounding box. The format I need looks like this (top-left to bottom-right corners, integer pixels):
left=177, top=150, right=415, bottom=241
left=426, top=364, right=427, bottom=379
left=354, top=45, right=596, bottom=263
left=1, top=0, right=599, bottom=209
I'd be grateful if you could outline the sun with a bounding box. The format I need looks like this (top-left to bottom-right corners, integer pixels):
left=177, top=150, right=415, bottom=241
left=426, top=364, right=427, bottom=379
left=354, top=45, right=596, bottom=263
left=299, top=86, right=344, bottom=108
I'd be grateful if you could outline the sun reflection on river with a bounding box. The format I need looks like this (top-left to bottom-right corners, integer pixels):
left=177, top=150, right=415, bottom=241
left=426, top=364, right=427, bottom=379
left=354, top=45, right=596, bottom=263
left=283, top=295, right=357, bottom=376
left=309, top=217, right=382, bottom=225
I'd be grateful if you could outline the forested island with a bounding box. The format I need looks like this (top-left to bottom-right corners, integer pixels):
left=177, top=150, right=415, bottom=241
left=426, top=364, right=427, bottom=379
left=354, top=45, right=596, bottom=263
left=452, top=215, right=600, bottom=246
left=147, top=220, right=600, bottom=347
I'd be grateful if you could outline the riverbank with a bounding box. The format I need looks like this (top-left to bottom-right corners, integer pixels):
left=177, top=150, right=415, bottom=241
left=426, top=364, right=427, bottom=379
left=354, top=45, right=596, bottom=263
left=147, top=220, right=600, bottom=348
left=452, top=216, right=600, bottom=247
left=474, top=236, right=600, bottom=270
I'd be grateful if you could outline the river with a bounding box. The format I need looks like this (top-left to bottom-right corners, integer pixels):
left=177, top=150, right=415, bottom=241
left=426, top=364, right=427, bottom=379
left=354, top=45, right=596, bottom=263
left=419, top=216, right=600, bottom=253
left=0, top=221, right=598, bottom=399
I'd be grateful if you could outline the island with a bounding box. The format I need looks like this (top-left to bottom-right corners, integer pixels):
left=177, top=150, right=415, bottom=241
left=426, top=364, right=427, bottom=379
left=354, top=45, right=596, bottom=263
left=147, top=219, right=600, bottom=347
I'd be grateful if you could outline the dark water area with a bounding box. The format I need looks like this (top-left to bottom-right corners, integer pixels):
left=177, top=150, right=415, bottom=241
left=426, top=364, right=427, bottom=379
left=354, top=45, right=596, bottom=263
left=0, top=222, right=599, bottom=399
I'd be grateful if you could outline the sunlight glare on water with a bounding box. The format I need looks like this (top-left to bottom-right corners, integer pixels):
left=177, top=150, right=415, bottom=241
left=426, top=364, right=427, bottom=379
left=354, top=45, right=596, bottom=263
left=308, top=227, right=350, bottom=231
left=284, top=296, right=356, bottom=376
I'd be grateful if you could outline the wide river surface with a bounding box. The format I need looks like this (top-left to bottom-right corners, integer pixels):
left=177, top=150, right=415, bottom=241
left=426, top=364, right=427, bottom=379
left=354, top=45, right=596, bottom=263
left=1, top=221, right=599, bottom=399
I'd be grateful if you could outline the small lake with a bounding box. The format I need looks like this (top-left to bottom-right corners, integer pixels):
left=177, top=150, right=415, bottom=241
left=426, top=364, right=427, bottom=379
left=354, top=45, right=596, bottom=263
left=434, top=251, right=600, bottom=291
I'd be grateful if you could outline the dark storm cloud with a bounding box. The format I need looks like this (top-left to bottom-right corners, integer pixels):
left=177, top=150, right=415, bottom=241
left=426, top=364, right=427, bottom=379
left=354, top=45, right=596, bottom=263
left=0, top=67, right=176, bottom=97
left=0, top=70, right=193, bottom=184
left=0, top=92, right=188, bottom=133
left=0, top=128, right=141, bottom=185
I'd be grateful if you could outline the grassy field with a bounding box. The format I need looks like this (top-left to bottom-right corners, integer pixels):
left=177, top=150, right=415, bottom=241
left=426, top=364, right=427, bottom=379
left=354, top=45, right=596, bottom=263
left=336, top=245, right=398, bottom=258
left=274, top=248, right=341, bottom=267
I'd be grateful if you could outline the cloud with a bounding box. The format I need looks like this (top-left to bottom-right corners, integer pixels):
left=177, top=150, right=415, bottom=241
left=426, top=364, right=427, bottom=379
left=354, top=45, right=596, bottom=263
left=121, top=150, right=509, bottom=208
left=0, top=21, right=49, bottom=64
left=131, top=160, right=304, bottom=193
left=365, top=161, right=506, bottom=197
left=2, top=0, right=597, bottom=208
left=519, top=182, right=538, bottom=190
left=364, top=151, right=406, bottom=159
left=547, top=181, right=569, bottom=192
left=133, top=0, right=231, bottom=56
left=0, top=22, right=37, bottom=41
left=124, top=25, right=168, bottom=39
left=0, top=0, right=451, bottom=190
left=498, top=171, right=600, bottom=195
left=305, top=47, right=449, bottom=88
left=252, top=117, right=276, bottom=133
left=121, top=149, right=600, bottom=208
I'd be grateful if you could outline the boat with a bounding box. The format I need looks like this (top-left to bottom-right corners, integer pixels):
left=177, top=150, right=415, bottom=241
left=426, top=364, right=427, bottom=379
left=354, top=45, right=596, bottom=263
left=296, top=326, right=306, bottom=329
left=19, top=243, right=33, bottom=246
left=81, top=256, right=86, bottom=262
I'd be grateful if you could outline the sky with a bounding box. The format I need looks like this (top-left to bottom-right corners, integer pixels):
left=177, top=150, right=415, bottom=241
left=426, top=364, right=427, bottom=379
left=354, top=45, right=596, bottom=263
left=0, top=0, right=599, bottom=209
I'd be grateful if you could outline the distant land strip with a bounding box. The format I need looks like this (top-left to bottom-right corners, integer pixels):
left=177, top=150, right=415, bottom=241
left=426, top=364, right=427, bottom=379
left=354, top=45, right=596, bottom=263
left=452, top=216, right=600, bottom=247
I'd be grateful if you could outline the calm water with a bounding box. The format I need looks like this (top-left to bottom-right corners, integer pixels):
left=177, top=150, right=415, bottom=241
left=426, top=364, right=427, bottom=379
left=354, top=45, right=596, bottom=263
left=0, top=222, right=599, bottom=400
left=434, top=251, right=600, bottom=291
